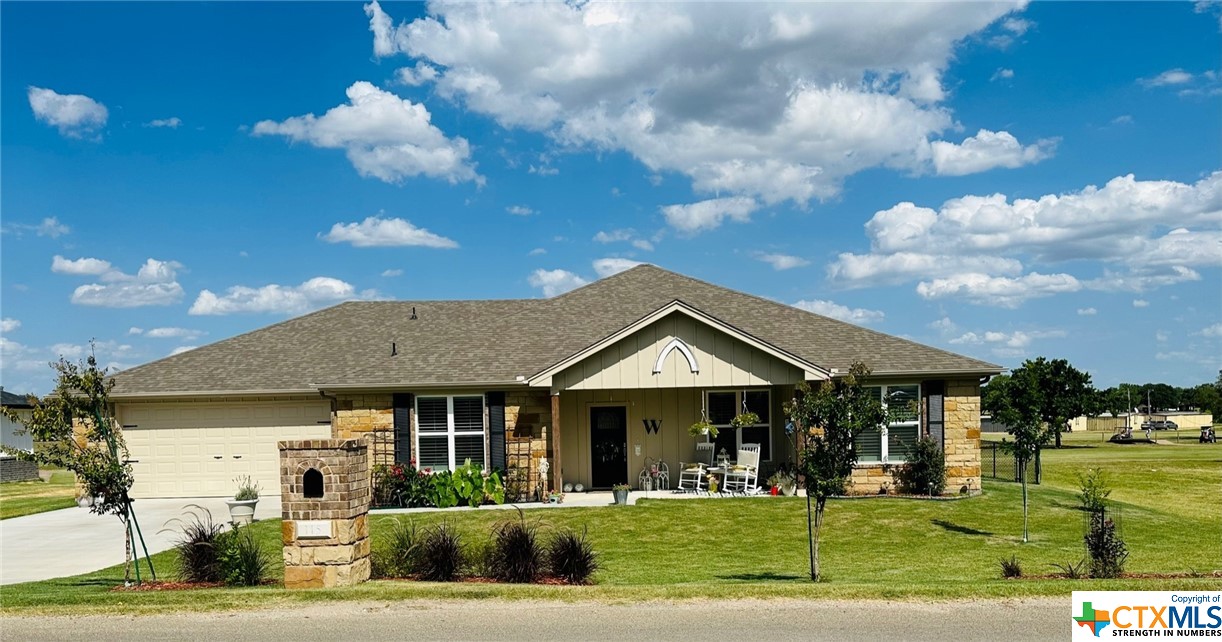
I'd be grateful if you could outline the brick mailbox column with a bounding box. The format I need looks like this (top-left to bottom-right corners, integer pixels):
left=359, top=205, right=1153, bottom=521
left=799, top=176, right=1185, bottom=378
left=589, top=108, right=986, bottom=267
left=278, top=439, right=371, bottom=589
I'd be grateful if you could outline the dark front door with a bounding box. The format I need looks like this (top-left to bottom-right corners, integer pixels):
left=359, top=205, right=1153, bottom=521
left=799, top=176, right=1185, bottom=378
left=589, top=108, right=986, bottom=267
left=590, top=406, right=627, bottom=489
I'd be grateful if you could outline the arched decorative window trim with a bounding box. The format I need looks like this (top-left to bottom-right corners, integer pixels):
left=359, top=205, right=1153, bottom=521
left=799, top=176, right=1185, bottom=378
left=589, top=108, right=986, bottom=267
left=653, top=337, right=700, bottom=374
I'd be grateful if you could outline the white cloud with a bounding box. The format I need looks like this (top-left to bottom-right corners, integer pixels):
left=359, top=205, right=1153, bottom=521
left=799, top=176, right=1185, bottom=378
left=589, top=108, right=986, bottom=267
left=528, top=269, right=588, bottom=297
left=143, top=327, right=206, bottom=340
left=592, top=258, right=644, bottom=279
left=394, top=63, right=439, bottom=87
left=990, top=68, right=1015, bottom=82
left=931, top=129, right=1056, bottom=176
left=756, top=253, right=810, bottom=271
left=27, top=86, right=108, bottom=139
left=56, top=257, right=185, bottom=308
left=145, top=117, right=182, bottom=129
left=1077, top=307, right=1097, bottom=316
left=793, top=299, right=884, bottom=325
left=916, top=272, right=1082, bottom=308
left=37, top=217, right=69, bottom=238
left=321, top=215, right=457, bottom=248
left=528, top=164, right=559, bottom=176
left=51, top=255, right=112, bottom=276
left=1140, top=69, right=1194, bottom=87
left=381, top=268, right=404, bottom=277
left=1198, top=322, right=1222, bottom=337
left=1133, top=299, right=1150, bottom=308
left=252, top=81, right=481, bottom=185
left=949, top=329, right=1066, bottom=356
left=631, top=239, right=655, bottom=251
left=128, top=327, right=144, bottom=335
left=169, top=346, right=197, bottom=357
left=828, top=172, right=1222, bottom=303
left=506, top=205, right=535, bottom=216
left=1, top=318, right=20, bottom=333
left=189, top=277, right=376, bottom=315
left=365, top=2, right=1036, bottom=206
left=661, top=197, right=759, bottom=235
left=594, top=229, right=634, bottom=243
left=528, top=248, right=547, bottom=256
left=1111, top=114, right=1134, bottom=126
left=1155, top=330, right=1169, bottom=342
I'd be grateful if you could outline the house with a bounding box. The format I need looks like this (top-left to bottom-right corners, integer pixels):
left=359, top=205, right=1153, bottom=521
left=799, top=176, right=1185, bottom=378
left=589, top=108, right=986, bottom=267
left=109, top=265, right=999, bottom=499
left=1, top=388, right=40, bottom=482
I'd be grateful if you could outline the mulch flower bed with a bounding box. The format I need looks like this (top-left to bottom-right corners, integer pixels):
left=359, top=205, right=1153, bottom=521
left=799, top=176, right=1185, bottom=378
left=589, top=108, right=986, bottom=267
left=1011, top=571, right=1222, bottom=581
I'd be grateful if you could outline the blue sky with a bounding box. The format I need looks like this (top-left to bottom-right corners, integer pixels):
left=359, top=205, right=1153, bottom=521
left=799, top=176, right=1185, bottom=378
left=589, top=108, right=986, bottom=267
left=2, top=1, right=1220, bottom=395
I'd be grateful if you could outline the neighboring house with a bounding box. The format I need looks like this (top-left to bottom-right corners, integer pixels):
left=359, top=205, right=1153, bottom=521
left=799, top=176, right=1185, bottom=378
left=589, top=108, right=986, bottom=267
left=0, top=388, right=39, bottom=482
left=110, top=265, right=1000, bottom=499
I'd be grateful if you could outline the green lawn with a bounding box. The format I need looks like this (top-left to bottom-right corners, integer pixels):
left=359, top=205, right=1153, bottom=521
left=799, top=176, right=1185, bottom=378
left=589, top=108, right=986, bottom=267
left=3, top=441, right=1219, bottom=614
left=0, top=470, right=77, bottom=520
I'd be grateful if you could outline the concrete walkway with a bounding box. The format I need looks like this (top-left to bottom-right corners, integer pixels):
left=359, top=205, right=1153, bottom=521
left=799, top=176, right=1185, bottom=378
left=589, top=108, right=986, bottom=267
left=0, top=497, right=282, bottom=585
left=371, top=488, right=779, bottom=515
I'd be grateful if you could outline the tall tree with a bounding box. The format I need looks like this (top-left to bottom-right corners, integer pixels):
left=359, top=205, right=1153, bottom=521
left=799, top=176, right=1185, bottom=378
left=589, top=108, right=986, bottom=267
left=784, top=362, right=886, bottom=581
left=0, top=352, right=153, bottom=583
left=982, top=357, right=1095, bottom=542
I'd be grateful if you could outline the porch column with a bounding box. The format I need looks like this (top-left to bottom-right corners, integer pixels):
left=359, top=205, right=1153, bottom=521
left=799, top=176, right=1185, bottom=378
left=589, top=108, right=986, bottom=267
left=551, top=393, right=563, bottom=492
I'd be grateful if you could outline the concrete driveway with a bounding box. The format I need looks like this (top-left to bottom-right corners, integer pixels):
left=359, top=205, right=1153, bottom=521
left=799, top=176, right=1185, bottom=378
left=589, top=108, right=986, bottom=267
left=0, top=497, right=281, bottom=585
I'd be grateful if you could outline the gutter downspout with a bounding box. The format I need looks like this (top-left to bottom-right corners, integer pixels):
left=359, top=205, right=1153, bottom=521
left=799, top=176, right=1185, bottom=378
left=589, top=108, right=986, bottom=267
left=318, top=389, right=339, bottom=437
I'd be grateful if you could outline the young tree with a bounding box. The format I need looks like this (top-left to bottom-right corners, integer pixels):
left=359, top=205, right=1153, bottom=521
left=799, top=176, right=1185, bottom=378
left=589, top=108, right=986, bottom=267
left=983, top=357, right=1095, bottom=542
left=0, top=352, right=153, bottom=583
left=784, top=362, right=886, bottom=581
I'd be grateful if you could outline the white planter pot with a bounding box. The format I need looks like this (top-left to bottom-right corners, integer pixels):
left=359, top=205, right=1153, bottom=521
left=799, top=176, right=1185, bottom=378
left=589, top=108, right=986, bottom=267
left=226, top=498, right=259, bottom=525
left=780, top=483, right=797, bottom=497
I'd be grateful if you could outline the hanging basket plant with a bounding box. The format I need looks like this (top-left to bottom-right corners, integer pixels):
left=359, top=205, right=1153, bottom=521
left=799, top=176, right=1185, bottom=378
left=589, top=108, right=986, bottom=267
left=730, top=411, right=760, bottom=429
left=688, top=420, right=718, bottom=438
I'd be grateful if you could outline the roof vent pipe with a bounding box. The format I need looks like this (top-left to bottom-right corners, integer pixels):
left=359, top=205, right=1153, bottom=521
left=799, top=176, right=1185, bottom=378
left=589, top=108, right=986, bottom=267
left=391, top=342, right=397, bottom=357
left=410, top=306, right=417, bottom=320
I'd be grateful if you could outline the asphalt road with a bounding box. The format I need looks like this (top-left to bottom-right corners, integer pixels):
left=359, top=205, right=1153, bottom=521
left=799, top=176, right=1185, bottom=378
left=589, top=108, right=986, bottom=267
left=3, top=597, right=1067, bottom=641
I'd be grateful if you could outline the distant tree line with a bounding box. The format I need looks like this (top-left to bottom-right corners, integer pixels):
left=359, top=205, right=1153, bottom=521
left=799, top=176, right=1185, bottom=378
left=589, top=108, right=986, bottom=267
left=1088, top=373, right=1222, bottom=419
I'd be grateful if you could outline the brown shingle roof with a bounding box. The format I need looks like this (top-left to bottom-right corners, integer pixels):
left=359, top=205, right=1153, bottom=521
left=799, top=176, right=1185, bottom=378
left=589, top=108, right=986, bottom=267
left=111, top=265, right=1000, bottom=396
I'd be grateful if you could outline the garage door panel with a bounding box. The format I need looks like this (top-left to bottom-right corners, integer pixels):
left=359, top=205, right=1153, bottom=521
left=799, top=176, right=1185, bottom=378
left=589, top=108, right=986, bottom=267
left=123, top=401, right=332, bottom=498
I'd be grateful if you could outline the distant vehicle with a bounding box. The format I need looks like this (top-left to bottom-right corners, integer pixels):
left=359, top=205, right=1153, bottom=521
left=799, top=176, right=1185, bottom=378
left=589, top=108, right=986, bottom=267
left=1140, top=421, right=1153, bottom=430
left=1152, top=420, right=1178, bottom=430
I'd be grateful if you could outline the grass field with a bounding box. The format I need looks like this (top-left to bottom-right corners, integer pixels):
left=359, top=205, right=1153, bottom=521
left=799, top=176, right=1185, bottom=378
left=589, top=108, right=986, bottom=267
left=0, top=470, right=77, bottom=520
left=3, top=440, right=1219, bottom=614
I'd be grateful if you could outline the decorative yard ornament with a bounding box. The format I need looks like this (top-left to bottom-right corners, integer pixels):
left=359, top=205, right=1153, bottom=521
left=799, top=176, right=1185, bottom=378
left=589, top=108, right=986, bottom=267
left=653, top=337, right=700, bottom=374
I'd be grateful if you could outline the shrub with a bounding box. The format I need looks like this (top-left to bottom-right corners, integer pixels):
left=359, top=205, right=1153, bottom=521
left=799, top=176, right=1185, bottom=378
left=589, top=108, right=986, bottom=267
left=373, top=463, right=433, bottom=508
left=427, top=471, right=459, bottom=509
left=232, top=475, right=260, bottom=501
left=999, top=555, right=1023, bottom=579
left=417, top=522, right=465, bottom=581
left=548, top=528, right=599, bottom=585
left=1085, top=511, right=1128, bottom=579
left=371, top=518, right=420, bottom=578
left=1078, top=468, right=1111, bottom=513
left=489, top=512, right=543, bottom=583
left=219, top=525, right=272, bottom=586
left=1051, top=559, right=1087, bottom=579
left=895, top=436, right=946, bottom=495
left=163, top=505, right=226, bottom=583
left=452, top=459, right=506, bottom=508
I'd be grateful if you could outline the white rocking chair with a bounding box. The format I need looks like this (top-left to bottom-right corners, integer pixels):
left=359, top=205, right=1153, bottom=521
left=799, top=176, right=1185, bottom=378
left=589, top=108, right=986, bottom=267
left=678, top=443, right=715, bottom=493
left=724, top=443, right=761, bottom=494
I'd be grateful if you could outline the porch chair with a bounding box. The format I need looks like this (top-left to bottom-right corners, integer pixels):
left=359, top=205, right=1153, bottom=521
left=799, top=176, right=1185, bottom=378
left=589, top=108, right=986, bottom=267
left=724, top=443, right=761, bottom=495
left=678, top=443, right=716, bottom=493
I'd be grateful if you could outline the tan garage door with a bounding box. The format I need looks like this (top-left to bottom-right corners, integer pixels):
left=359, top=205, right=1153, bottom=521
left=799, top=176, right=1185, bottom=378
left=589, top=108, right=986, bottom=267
left=119, top=401, right=332, bottom=498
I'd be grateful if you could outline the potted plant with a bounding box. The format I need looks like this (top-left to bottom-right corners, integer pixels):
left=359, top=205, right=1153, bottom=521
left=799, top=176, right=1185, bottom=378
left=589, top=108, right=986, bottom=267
left=688, top=420, right=718, bottom=438
left=612, top=483, right=631, bottom=505
left=226, top=475, right=260, bottom=525
left=772, top=461, right=798, bottom=496
left=730, top=411, right=760, bottom=429
left=706, top=473, right=720, bottom=494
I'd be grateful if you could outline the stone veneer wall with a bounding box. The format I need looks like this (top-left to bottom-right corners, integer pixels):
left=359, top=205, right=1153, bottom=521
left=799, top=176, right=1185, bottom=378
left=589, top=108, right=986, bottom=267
left=279, top=438, right=371, bottom=589
left=504, top=390, right=552, bottom=496
left=332, top=394, right=394, bottom=466
left=846, top=378, right=982, bottom=496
